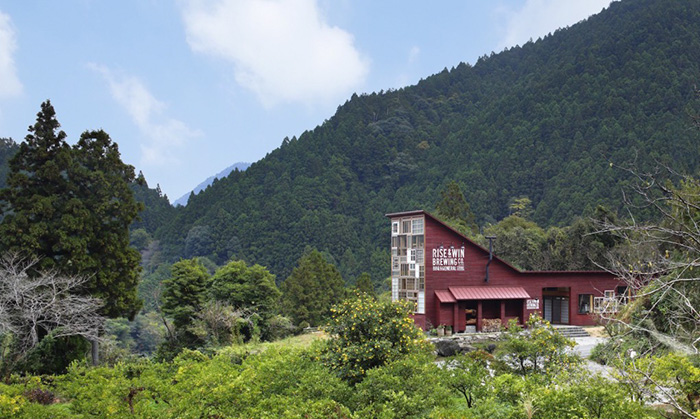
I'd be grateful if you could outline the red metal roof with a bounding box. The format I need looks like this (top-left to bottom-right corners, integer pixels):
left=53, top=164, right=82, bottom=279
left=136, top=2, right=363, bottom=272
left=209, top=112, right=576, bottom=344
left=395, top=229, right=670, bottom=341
left=448, top=286, right=531, bottom=300
left=435, top=290, right=457, bottom=303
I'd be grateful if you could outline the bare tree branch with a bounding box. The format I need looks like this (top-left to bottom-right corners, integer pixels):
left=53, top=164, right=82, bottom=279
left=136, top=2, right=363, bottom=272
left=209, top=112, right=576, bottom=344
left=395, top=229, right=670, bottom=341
left=0, top=253, right=105, bottom=375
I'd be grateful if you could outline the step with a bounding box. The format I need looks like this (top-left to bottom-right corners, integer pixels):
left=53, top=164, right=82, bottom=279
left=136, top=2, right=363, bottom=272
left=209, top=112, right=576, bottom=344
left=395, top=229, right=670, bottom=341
left=552, top=325, right=590, bottom=338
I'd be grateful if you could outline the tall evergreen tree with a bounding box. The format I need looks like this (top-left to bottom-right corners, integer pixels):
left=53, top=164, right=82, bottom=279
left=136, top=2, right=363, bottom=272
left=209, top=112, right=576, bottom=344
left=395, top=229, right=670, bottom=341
left=281, top=249, right=345, bottom=327
left=71, top=129, right=143, bottom=318
left=0, top=101, right=74, bottom=268
left=0, top=101, right=143, bottom=319
left=435, top=180, right=478, bottom=235
left=161, top=259, right=210, bottom=331
left=354, top=272, right=375, bottom=297
left=0, top=137, right=19, bottom=191
left=159, top=258, right=210, bottom=357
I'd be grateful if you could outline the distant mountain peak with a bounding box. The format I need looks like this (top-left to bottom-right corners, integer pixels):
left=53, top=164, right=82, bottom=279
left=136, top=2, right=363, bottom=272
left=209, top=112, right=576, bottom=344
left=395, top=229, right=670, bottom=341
left=173, top=162, right=250, bottom=206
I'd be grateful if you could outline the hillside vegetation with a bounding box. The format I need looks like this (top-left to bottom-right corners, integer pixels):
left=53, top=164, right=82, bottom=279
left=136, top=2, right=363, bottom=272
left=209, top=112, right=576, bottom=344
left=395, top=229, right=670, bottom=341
left=144, top=0, right=700, bottom=284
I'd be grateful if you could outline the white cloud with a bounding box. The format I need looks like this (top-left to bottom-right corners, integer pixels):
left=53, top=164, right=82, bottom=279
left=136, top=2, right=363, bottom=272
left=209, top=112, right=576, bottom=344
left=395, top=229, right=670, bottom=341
left=0, top=11, right=22, bottom=98
left=408, top=46, right=420, bottom=64
left=180, top=0, right=369, bottom=107
left=497, top=0, right=613, bottom=50
left=89, top=64, right=201, bottom=167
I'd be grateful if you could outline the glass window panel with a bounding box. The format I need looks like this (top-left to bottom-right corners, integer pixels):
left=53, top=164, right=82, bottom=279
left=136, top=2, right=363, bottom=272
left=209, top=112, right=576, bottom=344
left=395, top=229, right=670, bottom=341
left=411, top=235, right=424, bottom=248
left=412, top=218, right=424, bottom=234
left=578, top=294, right=592, bottom=314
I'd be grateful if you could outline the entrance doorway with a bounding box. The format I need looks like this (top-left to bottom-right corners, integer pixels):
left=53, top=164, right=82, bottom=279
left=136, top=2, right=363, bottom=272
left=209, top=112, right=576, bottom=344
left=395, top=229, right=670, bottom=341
left=542, top=287, right=570, bottom=324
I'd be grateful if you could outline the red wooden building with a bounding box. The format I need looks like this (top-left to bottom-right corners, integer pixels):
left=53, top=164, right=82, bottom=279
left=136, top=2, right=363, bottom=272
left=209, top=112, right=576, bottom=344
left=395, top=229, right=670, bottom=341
left=387, top=210, right=625, bottom=332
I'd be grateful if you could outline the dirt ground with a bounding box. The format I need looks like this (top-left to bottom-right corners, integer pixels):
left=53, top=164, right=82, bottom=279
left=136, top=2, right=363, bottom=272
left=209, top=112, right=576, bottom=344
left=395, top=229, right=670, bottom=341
left=583, top=326, right=608, bottom=338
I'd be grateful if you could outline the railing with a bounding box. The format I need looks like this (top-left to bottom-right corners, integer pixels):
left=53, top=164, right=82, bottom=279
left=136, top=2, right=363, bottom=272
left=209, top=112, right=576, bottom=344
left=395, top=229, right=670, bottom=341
left=593, top=296, right=628, bottom=314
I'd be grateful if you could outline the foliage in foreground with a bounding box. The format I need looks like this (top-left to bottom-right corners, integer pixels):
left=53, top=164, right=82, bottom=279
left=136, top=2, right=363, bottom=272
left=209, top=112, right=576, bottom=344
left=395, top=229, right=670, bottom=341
left=0, top=298, right=676, bottom=419
left=0, top=338, right=666, bottom=419
left=322, top=294, right=432, bottom=384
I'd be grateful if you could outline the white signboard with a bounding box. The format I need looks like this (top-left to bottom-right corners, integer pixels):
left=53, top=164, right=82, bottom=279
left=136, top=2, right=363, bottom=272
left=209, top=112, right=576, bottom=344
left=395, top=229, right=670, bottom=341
left=526, top=299, right=539, bottom=310
left=432, top=247, right=465, bottom=271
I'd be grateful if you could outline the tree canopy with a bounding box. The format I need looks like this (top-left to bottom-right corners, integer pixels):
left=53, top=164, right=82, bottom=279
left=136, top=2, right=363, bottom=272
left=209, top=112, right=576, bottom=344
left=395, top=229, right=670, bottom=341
left=0, top=101, right=142, bottom=319
left=281, top=249, right=345, bottom=326
left=208, top=259, right=280, bottom=318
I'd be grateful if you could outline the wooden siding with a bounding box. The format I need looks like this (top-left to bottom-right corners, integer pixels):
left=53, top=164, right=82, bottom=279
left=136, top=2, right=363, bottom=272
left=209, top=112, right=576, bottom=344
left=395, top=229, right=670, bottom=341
left=393, top=211, right=622, bottom=330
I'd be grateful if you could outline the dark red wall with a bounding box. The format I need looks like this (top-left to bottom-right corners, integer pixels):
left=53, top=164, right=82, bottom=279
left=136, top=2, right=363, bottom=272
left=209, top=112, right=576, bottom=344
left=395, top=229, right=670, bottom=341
left=423, top=215, right=620, bottom=329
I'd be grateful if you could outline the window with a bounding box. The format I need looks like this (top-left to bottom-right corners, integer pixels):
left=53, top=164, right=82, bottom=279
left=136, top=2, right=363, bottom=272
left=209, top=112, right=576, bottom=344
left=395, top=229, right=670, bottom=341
left=578, top=294, right=593, bottom=314
left=392, top=235, right=407, bottom=248
left=391, top=236, right=399, bottom=248
left=617, top=286, right=630, bottom=305
left=411, top=235, right=424, bottom=248
left=604, top=290, right=615, bottom=299
left=391, top=216, right=425, bottom=314
left=412, top=218, right=424, bottom=234
left=415, top=249, right=424, bottom=264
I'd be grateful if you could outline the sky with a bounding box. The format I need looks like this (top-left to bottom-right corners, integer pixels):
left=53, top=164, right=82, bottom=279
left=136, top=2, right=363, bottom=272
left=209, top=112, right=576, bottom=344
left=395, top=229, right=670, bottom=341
left=0, top=0, right=612, bottom=201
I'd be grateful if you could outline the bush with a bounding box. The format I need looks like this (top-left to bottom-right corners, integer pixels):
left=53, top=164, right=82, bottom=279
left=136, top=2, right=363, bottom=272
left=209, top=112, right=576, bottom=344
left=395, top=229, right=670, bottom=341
left=322, top=294, right=432, bottom=384
left=352, top=354, right=453, bottom=418
left=22, top=388, right=54, bottom=405
left=496, top=314, right=578, bottom=375
left=264, top=314, right=296, bottom=341
left=443, top=351, right=492, bottom=408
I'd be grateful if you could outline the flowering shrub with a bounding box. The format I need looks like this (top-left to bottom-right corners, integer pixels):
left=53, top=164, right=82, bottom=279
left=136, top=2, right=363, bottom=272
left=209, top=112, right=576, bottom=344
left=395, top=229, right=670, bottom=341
left=322, top=295, right=431, bottom=384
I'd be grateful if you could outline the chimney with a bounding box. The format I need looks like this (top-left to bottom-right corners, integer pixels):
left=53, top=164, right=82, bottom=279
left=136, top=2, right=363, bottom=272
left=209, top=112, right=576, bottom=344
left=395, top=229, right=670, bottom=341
left=484, top=236, right=496, bottom=282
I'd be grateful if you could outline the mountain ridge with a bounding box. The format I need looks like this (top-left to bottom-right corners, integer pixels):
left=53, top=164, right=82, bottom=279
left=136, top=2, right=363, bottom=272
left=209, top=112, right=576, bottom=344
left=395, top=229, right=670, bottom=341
left=148, top=0, right=700, bottom=285
left=173, top=162, right=251, bottom=207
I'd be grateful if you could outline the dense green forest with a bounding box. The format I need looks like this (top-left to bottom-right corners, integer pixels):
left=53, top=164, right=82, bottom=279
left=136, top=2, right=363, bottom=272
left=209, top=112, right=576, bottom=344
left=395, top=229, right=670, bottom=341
left=134, top=0, right=700, bottom=286
left=1, top=1, right=700, bottom=416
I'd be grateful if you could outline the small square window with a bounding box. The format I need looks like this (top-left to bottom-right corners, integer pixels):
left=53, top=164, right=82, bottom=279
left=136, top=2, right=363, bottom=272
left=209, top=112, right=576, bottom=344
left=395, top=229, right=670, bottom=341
left=578, top=294, right=593, bottom=314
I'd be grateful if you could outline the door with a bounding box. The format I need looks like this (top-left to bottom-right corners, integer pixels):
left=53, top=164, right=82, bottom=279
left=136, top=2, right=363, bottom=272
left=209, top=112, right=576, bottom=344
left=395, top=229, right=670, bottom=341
left=543, top=296, right=569, bottom=324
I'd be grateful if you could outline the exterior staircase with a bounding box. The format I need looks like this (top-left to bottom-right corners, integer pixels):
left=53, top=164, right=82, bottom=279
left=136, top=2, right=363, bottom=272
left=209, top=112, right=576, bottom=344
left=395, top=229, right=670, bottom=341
left=552, top=325, right=590, bottom=338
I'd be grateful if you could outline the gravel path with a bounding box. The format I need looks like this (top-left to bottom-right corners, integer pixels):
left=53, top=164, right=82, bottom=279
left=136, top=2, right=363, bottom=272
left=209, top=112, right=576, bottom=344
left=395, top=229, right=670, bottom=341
left=572, top=336, right=614, bottom=378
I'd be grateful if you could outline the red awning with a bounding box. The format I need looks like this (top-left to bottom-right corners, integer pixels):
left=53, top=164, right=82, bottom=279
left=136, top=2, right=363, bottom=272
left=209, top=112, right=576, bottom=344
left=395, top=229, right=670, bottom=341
left=449, top=286, right=531, bottom=300
left=435, top=290, right=457, bottom=303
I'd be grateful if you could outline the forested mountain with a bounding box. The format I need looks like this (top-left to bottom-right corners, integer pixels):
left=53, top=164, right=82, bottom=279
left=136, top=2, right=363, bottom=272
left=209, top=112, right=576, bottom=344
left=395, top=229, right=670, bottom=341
left=152, top=0, right=700, bottom=285
left=172, top=162, right=251, bottom=207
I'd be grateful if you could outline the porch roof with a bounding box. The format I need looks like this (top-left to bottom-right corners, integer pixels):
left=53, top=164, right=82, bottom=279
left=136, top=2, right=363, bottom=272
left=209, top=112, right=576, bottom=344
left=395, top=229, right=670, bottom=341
left=435, top=289, right=457, bottom=303
left=448, top=286, right=531, bottom=300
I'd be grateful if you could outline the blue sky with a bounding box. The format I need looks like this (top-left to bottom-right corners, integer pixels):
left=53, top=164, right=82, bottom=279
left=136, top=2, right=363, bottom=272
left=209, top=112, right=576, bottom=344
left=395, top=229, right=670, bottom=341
left=0, top=0, right=611, bottom=200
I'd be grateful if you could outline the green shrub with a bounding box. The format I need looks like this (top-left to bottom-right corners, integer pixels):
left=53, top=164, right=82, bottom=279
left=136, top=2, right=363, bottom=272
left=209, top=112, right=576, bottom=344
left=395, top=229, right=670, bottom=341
left=322, top=295, right=432, bottom=384
left=496, top=314, right=578, bottom=375
left=352, top=354, right=452, bottom=418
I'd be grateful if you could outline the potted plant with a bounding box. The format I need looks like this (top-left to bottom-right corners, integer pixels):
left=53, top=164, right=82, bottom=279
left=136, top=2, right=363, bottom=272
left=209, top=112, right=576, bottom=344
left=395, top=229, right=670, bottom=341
left=437, top=324, right=445, bottom=337
left=445, top=325, right=453, bottom=336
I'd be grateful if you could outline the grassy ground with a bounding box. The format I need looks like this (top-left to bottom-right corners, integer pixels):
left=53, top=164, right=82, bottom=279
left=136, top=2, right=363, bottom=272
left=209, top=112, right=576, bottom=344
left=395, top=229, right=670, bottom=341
left=269, top=330, right=327, bottom=348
